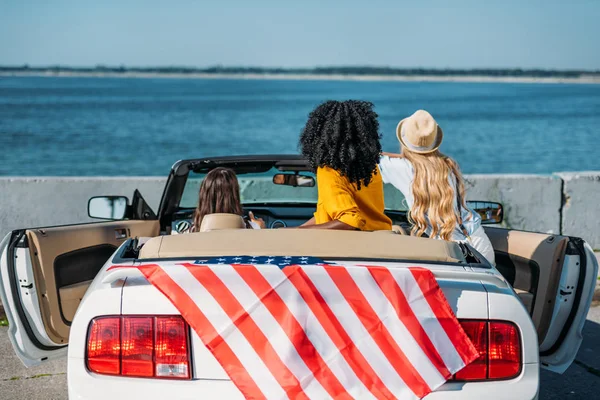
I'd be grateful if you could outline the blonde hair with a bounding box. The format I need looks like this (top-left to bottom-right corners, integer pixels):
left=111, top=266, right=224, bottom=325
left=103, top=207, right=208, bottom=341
left=402, top=149, right=467, bottom=241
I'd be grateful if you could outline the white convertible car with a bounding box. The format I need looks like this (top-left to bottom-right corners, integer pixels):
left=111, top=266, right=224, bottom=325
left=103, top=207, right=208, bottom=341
left=0, top=155, right=597, bottom=399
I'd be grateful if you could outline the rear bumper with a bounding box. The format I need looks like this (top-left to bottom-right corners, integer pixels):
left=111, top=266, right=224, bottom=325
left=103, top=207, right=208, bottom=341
left=67, top=357, right=245, bottom=400
left=428, top=363, right=539, bottom=399
left=68, top=358, right=539, bottom=400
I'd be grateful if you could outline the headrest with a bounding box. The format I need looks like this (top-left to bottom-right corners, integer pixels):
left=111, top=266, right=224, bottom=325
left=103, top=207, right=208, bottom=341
left=199, top=213, right=246, bottom=232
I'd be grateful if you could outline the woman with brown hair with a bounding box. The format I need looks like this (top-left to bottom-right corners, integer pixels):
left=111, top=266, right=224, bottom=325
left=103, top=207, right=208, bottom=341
left=379, top=110, right=495, bottom=264
left=191, top=167, right=265, bottom=232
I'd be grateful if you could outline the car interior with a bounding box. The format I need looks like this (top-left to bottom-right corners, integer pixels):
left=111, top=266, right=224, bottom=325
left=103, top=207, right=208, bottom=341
left=170, top=204, right=412, bottom=233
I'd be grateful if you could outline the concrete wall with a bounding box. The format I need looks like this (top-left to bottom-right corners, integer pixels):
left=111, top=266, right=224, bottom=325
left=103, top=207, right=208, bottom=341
left=464, top=174, right=564, bottom=234
left=558, top=172, right=600, bottom=249
left=1, top=173, right=599, bottom=248
left=0, top=177, right=165, bottom=239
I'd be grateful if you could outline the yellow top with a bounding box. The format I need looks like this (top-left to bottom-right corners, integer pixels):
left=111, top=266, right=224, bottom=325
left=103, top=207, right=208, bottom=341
left=314, top=166, right=392, bottom=231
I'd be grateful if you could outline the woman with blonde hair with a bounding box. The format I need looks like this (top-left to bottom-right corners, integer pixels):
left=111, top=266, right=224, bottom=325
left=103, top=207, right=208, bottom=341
left=379, top=110, right=495, bottom=264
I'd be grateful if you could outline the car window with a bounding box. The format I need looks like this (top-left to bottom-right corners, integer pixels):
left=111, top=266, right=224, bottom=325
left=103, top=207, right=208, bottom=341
left=180, top=168, right=318, bottom=208
left=180, top=169, right=408, bottom=211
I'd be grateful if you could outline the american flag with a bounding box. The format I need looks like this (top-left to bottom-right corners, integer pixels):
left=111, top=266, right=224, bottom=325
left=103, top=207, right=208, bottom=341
left=129, top=260, right=479, bottom=399
left=194, top=256, right=332, bottom=267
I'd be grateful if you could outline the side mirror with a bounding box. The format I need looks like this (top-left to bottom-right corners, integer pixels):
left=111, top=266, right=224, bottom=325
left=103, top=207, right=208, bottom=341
left=88, top=196, right=129, bottom=220
left=272, top=173, right=315, bottom=188
left=466, top=201, right=503, bottom=225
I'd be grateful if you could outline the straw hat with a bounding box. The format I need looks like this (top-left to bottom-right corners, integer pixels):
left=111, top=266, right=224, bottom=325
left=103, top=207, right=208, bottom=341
left=396, top=110, right=443, bottom=154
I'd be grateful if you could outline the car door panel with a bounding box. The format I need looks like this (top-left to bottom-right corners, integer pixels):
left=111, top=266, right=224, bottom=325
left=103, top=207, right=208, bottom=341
left=58, top=280, right=92, bottom=322
left=485, top=227, right=569, bottom=343
left=0, top=220, right=159, bottom=362
left=539, top=240, right=597, bottom=372
left=24, top=220, right=159, bottom=344
left=485, top=226, right=598, bottom=372
left=0, top=232, right=67, bottom=367
left=52, top=243, right=119, bottom=323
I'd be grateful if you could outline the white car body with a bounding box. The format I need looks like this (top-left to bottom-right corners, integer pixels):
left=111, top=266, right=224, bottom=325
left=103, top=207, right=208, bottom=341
left=64, top=257, right=542, bottom=400
left=0, top=156, right=597, bottom=400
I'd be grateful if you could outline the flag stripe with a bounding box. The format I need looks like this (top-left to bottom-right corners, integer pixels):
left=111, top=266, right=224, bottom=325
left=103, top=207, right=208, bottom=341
left=284, top=266, right=397, bottom=400
left=409, top=268, right=479, bottom=365
left=185, top=264, right=309, bottom=400
left=325, top=266, right=431, bottom=398
left=137, top=265, right=266, bottom=399
left=346, top=267, right=446, bottom=389
left=207, top=264, right=331, bottom=400
left=162, top=265, right=286, bottom=399
left=390, top=268, right=469, bottom=372
left=368, top=267, right=452, bottom=378
left=233, top=264, right=352, bottom=399
left=255, top=265, right=377, bottom=400
left=301, top=266, right=418, bottom=399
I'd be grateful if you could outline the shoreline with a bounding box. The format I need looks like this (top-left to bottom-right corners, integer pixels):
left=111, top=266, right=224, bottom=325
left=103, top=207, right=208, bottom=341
left=2, top=71, right=600, bottom=84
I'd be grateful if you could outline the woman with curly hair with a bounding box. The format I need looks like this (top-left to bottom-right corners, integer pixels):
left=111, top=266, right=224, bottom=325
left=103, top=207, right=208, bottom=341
left=379, top=110, right=495, bottom=264
left=298, top=100, right=392, bottom=231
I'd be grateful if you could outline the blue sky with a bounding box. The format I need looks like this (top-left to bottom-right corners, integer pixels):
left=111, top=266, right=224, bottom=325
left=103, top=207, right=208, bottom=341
left=1, top=0, right=599, bottom=69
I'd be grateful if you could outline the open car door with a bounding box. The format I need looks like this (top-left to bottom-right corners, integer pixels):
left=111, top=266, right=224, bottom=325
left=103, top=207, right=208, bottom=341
left=0, top=191, right=159, bottom=367
left=485, top=226, right=598, bottom=373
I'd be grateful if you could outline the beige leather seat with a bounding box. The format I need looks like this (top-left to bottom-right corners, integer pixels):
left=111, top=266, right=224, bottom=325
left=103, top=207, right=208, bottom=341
left=199, top=213, right=246, bottom=232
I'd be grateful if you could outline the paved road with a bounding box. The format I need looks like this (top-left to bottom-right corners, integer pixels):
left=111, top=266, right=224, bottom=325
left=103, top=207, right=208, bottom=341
left=0, top=308, right=600, bottom=399
left=0, top=330, right=66, bottom=400
left=539, top=306, right=600, bottom=399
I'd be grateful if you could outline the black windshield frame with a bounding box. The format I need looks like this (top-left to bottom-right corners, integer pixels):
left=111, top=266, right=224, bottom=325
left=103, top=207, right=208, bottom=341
left=156, top=155, right=311, bottom=231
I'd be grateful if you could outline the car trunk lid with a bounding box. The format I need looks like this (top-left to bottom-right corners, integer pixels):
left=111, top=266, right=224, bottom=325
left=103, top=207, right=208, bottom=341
left=113, top=260, right=492, bottom=381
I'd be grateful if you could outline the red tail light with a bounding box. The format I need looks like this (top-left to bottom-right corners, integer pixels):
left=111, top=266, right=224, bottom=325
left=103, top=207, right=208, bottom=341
left=155, top=316, right=190, bottom=379
left=87, top=316, right=191, bottom=380
left=454, top=321, right=487, bottom=381
left=452, top=320, right=521, bottom=381
left=488, top=321, right=521, bottom=379
left=87, top=317, right=121, bottom=375
left=121, top=317, right=154, bottom=377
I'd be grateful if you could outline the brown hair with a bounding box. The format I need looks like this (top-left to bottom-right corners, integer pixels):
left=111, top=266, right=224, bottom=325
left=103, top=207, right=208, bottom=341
left=402, top=149, right=467, bottom=241
left=192, top=167, right=243, bottom=231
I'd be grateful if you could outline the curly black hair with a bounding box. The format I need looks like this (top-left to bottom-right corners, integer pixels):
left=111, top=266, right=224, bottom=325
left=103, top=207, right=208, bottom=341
left=299, top=100, right=382, bottom=189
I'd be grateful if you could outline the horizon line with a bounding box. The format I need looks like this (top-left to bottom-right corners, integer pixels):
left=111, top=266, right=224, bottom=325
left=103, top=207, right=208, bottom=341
left=1, top=64, right=600, bottom=74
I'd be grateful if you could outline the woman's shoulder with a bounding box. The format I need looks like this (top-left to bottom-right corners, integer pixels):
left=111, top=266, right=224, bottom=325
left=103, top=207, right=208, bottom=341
left=316, top=166, right=346, bottom=183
